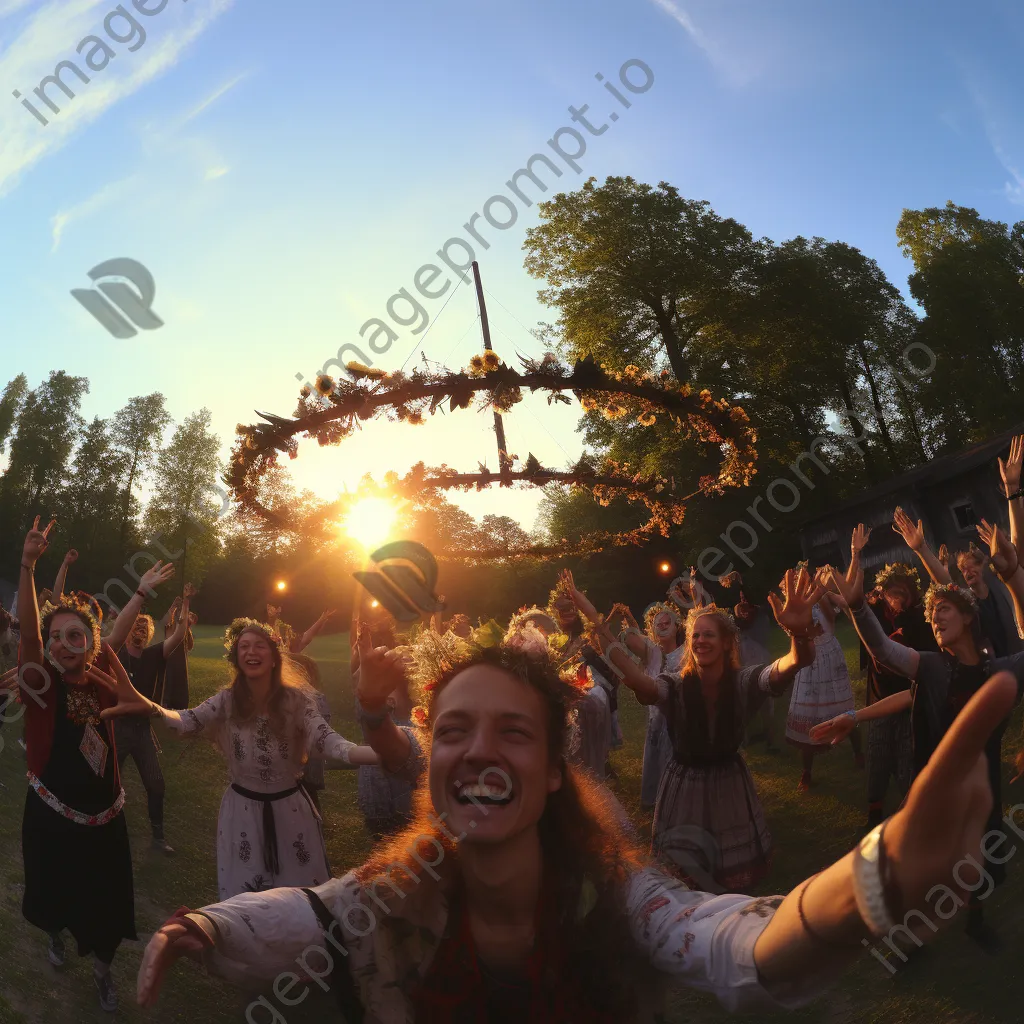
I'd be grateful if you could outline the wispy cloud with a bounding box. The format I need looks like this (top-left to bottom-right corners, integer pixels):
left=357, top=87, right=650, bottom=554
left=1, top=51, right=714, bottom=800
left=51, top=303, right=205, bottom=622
left=205, top=165, right=229, bottom=180
left=181, top=71, right=247, bottom=125
left=50, top=173, right=134, bottom=250
left=648, top=0, right=756, bottom=87
left=961, top=69, right=1024, bottom=207
left=0, top=0, right=235, bottom=198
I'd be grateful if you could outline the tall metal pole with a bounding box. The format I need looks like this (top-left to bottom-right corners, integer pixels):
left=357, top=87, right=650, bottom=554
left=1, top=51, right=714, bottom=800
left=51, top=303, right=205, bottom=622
left=471, top=261, right=511, bottom=478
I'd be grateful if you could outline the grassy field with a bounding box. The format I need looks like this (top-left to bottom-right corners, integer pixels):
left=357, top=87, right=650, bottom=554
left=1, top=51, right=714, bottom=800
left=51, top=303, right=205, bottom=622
left=0, top=622, right=1022, bottom=1023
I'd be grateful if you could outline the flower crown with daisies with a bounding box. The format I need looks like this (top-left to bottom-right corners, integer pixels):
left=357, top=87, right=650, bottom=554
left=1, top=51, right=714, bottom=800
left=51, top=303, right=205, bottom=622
left=924, top=582, right=978, bottom=620
left=875, top=562, right=922, bottom=596
left=223, top=618, right=285, bottom=661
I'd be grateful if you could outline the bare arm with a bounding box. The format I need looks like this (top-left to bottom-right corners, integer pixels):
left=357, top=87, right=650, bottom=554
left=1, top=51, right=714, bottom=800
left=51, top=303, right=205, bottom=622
left=52, top=548, right=77, bottom=602
left=977, top=520, right=1024, bottom=639
left=17, top=518, right=53, bottom=679
left=998, top=435, right=1024, bottom=556
left=106, top=561, right=177, bottom=651
left=162, top=587, right=193, bottom=657
left=352, top=629, right=415, bottom=775
left=291, top=609, right=337, bottom=654
left=894, top=507, right=951, bottom=585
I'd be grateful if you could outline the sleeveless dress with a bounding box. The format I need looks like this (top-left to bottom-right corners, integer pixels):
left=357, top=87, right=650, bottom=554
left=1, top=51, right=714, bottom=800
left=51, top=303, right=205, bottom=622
left=651, top=664, right=775, bottom=892
left=784, top=604, right=854, bottom=749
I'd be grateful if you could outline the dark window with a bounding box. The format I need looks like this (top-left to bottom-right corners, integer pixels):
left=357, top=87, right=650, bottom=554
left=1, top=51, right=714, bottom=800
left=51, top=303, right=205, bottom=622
left=951, top=501, right=977, bottom=532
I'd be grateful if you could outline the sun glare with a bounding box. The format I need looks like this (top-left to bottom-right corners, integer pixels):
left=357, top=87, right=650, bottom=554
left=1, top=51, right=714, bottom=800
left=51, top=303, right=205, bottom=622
left=344, top=497, right=400, bottom=550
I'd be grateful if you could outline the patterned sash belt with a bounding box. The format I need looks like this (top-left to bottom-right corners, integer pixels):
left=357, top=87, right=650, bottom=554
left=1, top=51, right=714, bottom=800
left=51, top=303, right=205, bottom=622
left=27, top=772, right=125, bottom=826
left=231, top=783, right=301, bottom=876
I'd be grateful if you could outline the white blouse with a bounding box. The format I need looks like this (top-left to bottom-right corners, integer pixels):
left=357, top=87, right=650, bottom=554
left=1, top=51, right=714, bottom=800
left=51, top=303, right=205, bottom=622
left=163, top=689, right=359, bottom=792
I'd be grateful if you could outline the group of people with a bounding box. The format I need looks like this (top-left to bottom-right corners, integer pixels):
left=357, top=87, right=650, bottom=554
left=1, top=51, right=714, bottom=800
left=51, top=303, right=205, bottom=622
left=0, top=435, right=1022, bottom=1020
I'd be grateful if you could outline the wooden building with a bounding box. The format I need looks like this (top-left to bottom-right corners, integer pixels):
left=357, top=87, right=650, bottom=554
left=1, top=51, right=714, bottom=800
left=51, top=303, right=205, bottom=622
left=797, top=425, right=1022, bottom=578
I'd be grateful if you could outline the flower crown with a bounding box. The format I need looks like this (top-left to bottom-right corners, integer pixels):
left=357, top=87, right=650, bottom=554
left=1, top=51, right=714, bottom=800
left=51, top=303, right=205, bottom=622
left=874, top=562, right=922, bottom=594
left=684, top=604, right=739, bottom=644
left=40, top=593, right=102, bottom=658
left=546, top=579, right=576, bottom=617
left=924, top=582, right=977, bottom=619
left=223, top=617, right=284, bottom=658
left=643, top=601, right=680, bottom=637
left=508, top=605, right=559, bottom=636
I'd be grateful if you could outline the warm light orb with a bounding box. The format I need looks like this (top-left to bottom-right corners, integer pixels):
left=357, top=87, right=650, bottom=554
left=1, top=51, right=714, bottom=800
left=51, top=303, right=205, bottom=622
left=344, top=497, right=400, bottom=550
left=370, top=599, right=380, bottom=608
left=659, top=561, right=672, bottom=574
left=275, top=580, right=287, bottom=592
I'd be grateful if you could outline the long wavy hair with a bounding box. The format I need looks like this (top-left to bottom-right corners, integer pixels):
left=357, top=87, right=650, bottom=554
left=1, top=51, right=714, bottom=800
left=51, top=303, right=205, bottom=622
left=223, top=620, right=312, bottom=744
left=356, top=634, right=659, bottom=1019
left=680, top=606, right=742, bottom=678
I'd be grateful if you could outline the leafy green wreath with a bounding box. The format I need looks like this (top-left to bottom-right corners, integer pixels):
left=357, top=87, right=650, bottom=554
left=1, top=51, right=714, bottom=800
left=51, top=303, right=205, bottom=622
left=226, top=353, right=758, bottom=562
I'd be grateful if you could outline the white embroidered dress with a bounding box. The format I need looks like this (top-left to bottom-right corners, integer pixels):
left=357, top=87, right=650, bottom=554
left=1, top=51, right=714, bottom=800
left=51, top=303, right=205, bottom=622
left=164, top=689, right=360, bottom=899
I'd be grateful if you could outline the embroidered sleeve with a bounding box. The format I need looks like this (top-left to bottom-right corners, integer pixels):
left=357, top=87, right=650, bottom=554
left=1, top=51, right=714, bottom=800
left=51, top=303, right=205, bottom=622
left=302, top=700, right=358, bottom=764
left=164, top=690, right=228, bottom=736
left=198, top=875, right=367, bottom=989
left=627, top=868, right=827, bottom=1012
left=654, top=673, right=674, bottom=713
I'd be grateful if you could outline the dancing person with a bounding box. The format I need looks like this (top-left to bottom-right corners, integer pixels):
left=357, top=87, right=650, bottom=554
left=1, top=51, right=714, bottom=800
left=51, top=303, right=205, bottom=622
left=51, top=547, right=78, bottom=603
left=814, top=522, right=1024, bottom=944
left=112, top=585, right=194, bottom=854
left=105, top=617, right=379, bottom=898
left=850, top=525, right=936, bottom=830
left=10, top=518, right=174, bottom=1011
left=784, top=571, right=862, bottom=792
left=135, top=615, right=1020, bottom=1022
left=893, top=506, right=1024, bottom=657
left=591, top=568, right=821, bottom=890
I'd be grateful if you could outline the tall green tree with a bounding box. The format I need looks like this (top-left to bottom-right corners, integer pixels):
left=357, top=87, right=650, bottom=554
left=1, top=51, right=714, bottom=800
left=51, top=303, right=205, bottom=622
left=110, top=393, right=171, bottom=544
left=143, top=409, right=223, bottom=590
left=524, top=176, right=760, bottom=382
left=896, top=201, right=1024, bottom=448
left=0, top=374, right=28, bottom=454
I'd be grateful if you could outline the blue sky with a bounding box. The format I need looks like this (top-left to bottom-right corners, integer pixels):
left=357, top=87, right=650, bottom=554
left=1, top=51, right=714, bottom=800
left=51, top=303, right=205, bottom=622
left=2, top=0, right=1023, bottom=530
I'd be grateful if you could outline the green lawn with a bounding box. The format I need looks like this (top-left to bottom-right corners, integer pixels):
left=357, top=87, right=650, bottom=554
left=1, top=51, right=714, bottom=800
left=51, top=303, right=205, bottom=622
left=0, top=623, right=1021, bottom=1023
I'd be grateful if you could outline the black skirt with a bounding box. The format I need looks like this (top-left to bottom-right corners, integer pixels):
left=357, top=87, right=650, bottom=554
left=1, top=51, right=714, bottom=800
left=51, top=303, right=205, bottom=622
left=21, top=679, right=137, bottom=958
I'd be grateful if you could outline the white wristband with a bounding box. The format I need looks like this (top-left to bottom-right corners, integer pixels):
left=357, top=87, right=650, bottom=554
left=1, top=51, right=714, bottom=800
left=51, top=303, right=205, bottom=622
left=851, top=823, right=897, bottom=937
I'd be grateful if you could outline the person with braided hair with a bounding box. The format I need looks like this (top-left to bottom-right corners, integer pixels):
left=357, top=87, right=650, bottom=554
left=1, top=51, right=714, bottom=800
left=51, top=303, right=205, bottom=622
left=104, top=617, right=378, bottom=899
left=814, top=519, right=1024, bottom=946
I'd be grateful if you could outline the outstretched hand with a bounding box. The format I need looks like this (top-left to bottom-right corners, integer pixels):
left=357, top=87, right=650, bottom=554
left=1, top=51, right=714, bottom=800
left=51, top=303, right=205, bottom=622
left=766, top=567, right=825, bottom=635
left=893, top=507, right=926, bottom=552
left=94, top=644, right=155, bottom=719
left=976, top=519, right=1018, bottom=578
left=809, top=713, right=856, bottom=746
left=138, top=561, right=175, bottom=598
left=851, top=523, right=871, bottom=555
left=824, top=565, right=864, bottom=609
left=355, top=626, right=409, bottom=710
left=137, top=921, right=206, bottom=1009
left=998, top=435, right=1023, bottom=496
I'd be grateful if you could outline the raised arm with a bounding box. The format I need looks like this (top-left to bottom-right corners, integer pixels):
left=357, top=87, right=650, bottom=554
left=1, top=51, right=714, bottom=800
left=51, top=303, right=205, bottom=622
left=826, top=567, right=922, bottom=680
left=17, top=517, right=54, bottom=679
left=998, top=434, right=1024, bottom=557
left=847, top=524, right=870, bottom=585
left=52, top=547, right=78, bottom=602
left=763, top=568, right=822, bottom=692
left=291, top=608, right=338, bottom=654
left=353, top=628, right=418, bottom=777
left=105, top=560, right=177, bottom=651
left=162, top=584, right=194, bottom=657
left=976, top=519, right=1024, bottom=638
left=752, top=673, right=1017, bottom=998
left=893, top=507, right=951, bottom=585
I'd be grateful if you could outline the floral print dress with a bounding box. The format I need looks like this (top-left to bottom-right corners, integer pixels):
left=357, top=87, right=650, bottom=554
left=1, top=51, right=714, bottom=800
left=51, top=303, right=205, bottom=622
left=164, top=689, right=361, bottom=899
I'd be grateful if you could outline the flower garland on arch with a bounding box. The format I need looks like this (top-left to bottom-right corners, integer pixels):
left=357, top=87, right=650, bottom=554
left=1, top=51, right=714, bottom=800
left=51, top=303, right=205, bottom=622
left=225, top=353, right=759, bottom=562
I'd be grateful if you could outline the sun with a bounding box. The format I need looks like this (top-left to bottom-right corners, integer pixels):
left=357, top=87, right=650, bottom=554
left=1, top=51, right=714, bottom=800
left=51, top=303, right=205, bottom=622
left=344, top=497, right=400, bottom=551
